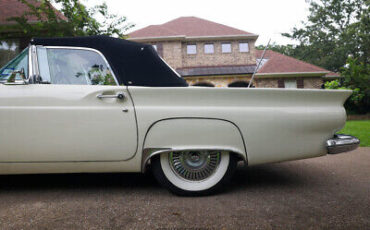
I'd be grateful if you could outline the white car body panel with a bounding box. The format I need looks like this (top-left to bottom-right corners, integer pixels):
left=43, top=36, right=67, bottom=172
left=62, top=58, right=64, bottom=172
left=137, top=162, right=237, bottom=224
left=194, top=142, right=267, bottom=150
left=129, top=87, right=350, bottom=166
left=0, top=84, right=137, bottom=162
left=0, top=83, right=351, bottom=174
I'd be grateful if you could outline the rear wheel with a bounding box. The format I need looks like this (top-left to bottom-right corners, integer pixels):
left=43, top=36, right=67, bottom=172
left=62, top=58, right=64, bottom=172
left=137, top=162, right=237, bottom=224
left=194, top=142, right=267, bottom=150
left=152, top=150, right=237, bottom=196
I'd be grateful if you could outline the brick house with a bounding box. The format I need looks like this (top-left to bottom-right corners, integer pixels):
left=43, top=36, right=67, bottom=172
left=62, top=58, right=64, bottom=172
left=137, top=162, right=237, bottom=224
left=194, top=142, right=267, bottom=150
left=129, top=17, right=336, bottom=89
left=254, top=50, right=330, bottom=88
left=0, top=0, right=65, bottom=66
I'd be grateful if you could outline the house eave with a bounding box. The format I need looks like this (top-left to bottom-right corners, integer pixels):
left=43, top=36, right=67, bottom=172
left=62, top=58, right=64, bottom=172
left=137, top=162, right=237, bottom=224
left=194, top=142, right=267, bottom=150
left=128, top=34, right=259, bottom=42
left=185, top=34, right=259, bottom=41
left=255, top=71, right=329, bottom=78
left=127, top=35, right=186, bottom=42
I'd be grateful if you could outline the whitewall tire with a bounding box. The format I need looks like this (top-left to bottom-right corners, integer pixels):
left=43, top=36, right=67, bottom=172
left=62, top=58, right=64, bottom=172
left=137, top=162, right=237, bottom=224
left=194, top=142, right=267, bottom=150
left=152, top=150, right=238, bottom=196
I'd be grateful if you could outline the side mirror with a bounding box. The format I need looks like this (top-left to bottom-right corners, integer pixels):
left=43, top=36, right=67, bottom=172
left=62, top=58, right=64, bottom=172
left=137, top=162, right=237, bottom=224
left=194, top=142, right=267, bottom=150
left=5, top=68, right=27, bottom=85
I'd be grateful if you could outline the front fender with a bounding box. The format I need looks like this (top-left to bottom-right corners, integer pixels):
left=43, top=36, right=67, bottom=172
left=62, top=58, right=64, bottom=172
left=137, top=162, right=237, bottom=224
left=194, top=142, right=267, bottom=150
left=141, top=118, right=247, bottom=171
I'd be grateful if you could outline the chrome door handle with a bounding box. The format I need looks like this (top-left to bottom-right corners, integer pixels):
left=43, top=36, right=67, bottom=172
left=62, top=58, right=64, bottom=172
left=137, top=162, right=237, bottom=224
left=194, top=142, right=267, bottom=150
left=97, top=93, right=125, bottom=100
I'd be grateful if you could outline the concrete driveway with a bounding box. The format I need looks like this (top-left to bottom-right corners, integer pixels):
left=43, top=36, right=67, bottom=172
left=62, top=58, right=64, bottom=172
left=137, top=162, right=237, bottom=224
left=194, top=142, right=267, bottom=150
left=0, top=148, right=369, bottom=230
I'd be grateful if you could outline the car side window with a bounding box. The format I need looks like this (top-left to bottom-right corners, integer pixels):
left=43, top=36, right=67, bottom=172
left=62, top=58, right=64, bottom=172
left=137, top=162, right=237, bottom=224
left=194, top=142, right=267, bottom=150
left=37, top=48, right=117, bottom=85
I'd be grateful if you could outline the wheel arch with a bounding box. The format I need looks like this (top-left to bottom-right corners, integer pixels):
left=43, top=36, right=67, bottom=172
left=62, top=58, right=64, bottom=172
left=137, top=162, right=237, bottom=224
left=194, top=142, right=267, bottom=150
left=141, top=118, right=248, bottom=172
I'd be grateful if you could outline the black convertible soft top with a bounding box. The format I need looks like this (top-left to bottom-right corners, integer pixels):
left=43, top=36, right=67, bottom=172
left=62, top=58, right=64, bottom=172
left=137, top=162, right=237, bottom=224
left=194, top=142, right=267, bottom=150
left=31, top=36, right=188, bottom=87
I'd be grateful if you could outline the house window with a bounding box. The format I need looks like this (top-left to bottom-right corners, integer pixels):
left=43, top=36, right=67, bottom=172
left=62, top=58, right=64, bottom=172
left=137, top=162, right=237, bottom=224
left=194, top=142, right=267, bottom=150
left=204, top=44, right=214, bottom=54
left=239, top=42, right=249, bottom=52
left=187, top=44, right=197, bottom=54
left=152, top=44, right=157, bottom=51
left=222, top=43, right=231, bottom=53
left=284, top=79, right=297, bottom=88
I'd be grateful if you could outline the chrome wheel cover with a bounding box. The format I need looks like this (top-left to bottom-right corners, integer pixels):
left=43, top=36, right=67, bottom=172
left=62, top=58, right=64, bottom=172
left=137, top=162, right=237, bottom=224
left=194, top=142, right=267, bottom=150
left=169, top=151, right=221, bottom=181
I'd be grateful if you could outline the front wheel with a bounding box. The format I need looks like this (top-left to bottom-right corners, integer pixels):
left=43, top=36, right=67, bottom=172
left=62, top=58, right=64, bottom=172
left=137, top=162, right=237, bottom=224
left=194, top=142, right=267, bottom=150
left=152, top=150, right=237, bottom=196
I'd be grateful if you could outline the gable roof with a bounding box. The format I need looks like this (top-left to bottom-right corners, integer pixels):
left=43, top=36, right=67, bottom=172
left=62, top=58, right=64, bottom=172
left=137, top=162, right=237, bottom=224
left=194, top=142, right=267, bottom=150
left=129, top=16, right=257, bottom=41
left=0, top=0, right=66, bottom=25
left=255, top=50, right=329, bottom=75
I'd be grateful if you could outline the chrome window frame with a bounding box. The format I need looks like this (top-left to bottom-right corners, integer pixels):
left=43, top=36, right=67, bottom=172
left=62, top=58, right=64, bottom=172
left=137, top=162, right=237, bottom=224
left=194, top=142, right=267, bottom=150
left=28, top=45, right=33, bottom=81
left=29, top=45, right=39, bottom=83
left=33, top=46, right=120, bottom=86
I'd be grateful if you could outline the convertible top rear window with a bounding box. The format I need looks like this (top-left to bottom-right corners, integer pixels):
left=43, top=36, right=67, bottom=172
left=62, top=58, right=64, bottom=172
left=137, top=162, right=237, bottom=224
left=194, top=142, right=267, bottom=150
left=31, top=36, right=188, bottom=87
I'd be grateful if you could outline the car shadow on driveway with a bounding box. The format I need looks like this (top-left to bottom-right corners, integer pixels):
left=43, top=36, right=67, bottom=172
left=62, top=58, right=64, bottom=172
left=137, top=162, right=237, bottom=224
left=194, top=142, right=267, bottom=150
left=0, top=163, right=316, bottom=195
left=228, top=163, right=316, bottom=193
left=0, top=172, right=157, bottom=192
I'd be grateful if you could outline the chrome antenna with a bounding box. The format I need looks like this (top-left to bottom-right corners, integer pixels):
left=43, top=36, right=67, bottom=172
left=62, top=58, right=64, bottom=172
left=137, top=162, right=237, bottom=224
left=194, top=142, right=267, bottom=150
left=248, top=38, right=271, bottom=88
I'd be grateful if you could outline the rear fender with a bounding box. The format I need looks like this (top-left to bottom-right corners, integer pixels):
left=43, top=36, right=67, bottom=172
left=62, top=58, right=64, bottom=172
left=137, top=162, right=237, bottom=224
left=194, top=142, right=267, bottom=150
left=141, top=118, right=247, bottom=171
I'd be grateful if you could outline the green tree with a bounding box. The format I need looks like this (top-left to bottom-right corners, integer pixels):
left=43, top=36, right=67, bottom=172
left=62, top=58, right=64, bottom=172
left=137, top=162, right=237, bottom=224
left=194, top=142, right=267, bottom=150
left=271, top=0, right=370, bottom=113
left=256, top=43, right=297, bottom=57
left=282, top=0, right=369, bottom=72
left=0, top=0, right=134, bottom=39
left=325, top=57, right=370, bottom=113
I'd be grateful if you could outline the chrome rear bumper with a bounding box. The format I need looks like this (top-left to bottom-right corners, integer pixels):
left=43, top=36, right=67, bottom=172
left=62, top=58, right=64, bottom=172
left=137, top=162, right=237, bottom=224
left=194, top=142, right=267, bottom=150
left=326, top=134, right=360, bottom=154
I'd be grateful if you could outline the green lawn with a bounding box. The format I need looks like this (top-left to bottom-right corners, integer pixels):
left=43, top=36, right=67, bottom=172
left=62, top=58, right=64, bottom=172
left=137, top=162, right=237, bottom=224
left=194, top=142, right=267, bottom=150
left=339, top=120, right=370, bottom=147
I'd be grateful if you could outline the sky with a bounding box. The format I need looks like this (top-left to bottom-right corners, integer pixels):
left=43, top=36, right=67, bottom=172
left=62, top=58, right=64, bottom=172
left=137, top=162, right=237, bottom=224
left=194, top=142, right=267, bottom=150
left=84, top=0, right=311, bottom=46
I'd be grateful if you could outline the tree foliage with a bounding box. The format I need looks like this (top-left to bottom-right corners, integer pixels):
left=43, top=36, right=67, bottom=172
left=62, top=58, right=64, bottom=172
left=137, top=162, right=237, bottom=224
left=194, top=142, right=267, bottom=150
left=282, top=0, right=369, bottom=72
left=256, top=43, right=297, bottom=56
left=325, top=57, right=370, bottom=113
left=0, top=0, right=134, bottom=39
left=262, top=0, right=369, bottom=114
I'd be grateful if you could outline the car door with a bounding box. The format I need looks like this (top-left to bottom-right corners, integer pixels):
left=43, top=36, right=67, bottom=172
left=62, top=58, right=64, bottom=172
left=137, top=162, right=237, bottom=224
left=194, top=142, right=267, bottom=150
left=0, top=46, right=138, bottom=162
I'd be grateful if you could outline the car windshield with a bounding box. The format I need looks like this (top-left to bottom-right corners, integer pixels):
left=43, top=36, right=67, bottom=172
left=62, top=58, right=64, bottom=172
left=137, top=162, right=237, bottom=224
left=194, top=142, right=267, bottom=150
left=0, top=48, right=29, bottom=83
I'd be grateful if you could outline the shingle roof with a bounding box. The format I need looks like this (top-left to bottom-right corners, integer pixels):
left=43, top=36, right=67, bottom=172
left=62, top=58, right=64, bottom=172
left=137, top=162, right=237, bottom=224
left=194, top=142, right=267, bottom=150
left=255, top=50, right=329, bottom=74
left=176, top=65, right=256, bottom=77
left=0, top=0, right=66, bottom=25
left=129, top=16, right=257, bottom=38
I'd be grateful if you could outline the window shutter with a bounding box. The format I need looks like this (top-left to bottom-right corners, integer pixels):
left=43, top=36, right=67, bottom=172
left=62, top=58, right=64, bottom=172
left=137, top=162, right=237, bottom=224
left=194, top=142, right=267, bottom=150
left=277, top=79, right=285, bottom=88
left=157, top=43, right=163, bottom=57
left=297, top=78, right=304, bottom=88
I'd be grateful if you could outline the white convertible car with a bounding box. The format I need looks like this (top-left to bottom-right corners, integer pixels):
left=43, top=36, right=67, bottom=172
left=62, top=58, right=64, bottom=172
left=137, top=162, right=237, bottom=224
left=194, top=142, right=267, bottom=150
left=0, top=36, right=359, bottom=195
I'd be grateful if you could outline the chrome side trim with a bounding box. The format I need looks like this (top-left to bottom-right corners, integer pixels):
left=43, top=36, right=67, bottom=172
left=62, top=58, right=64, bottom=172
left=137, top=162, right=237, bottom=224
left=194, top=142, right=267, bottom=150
left=326, top=134, right=360, bottom=154
left=38, top=46, right=120, bottom=86
left=141, top=147, right=247, bottom=172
